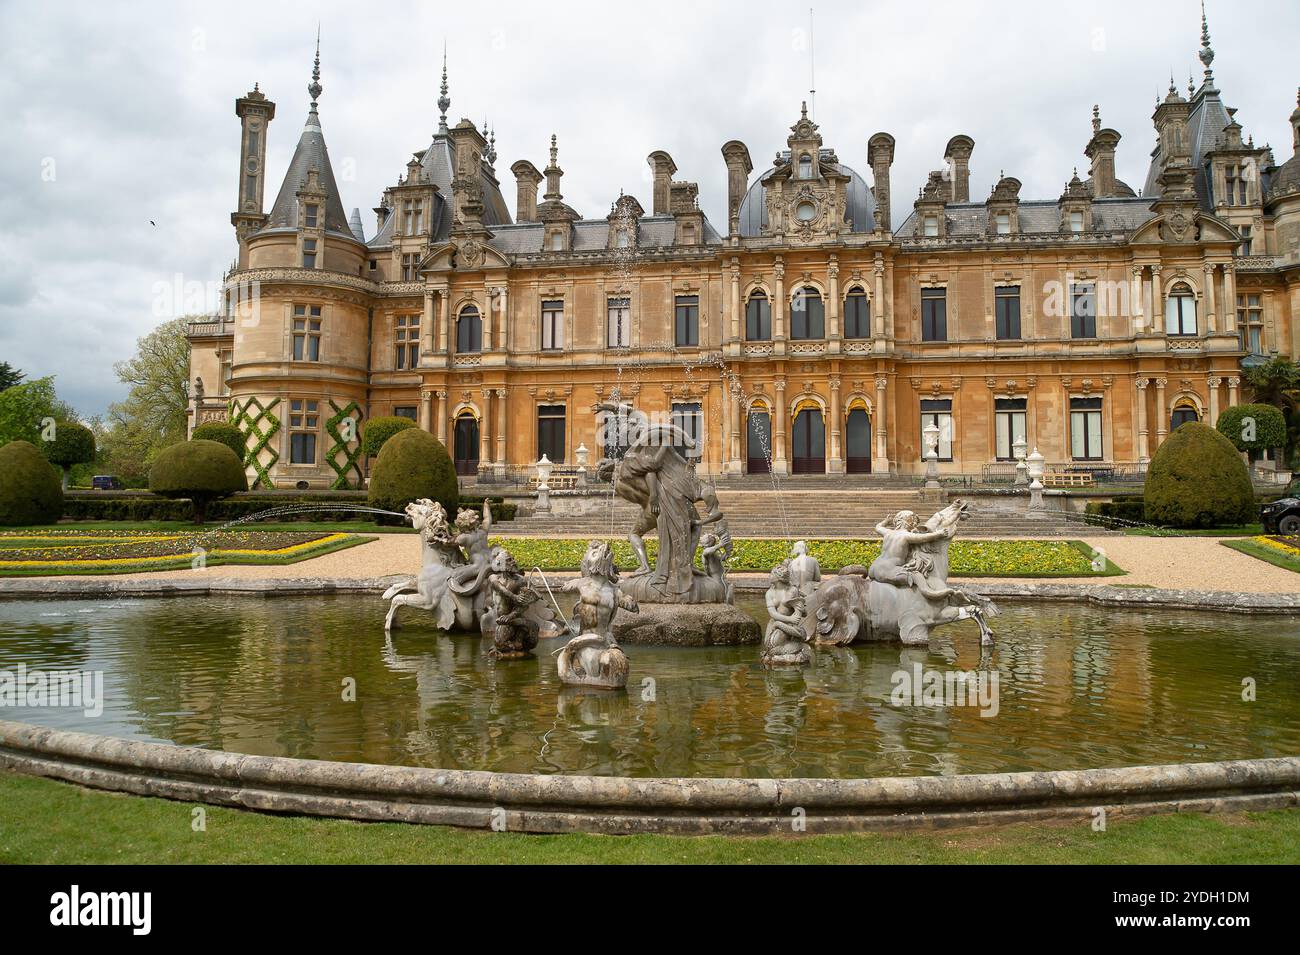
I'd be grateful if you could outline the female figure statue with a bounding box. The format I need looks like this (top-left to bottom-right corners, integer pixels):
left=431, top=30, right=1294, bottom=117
left=557, top=540, right=637, bottom=688
left=487, top=549, right=540, bottom=658
left=761, top=560, right=812, bottom=666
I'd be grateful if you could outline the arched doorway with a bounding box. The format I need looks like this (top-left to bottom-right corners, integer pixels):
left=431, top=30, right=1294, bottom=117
left=791, top=406, right=825, bottom=474
left=453, top=412, right=480, bottom=475
left=746, top=407, right=771, bottom=474
left=1170, top=402, right=1199, bottom=432
left=846, top=406, right=872, bottom=473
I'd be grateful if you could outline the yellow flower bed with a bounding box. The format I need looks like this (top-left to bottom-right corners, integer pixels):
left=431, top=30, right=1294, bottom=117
left=1254, top=535, right=1300, bottom=558
left=0, top=530, right=357, bottom=573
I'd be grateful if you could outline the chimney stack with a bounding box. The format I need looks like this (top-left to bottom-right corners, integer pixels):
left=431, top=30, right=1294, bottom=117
left=720, top=140, right=753, bottom=237
left=867, top=132, right=895, bottom=231
left=647, top=151, right=678, bottom=215
left=944, top=135, right=975, bottom=202
left=511, top=160, right=542, bottom=223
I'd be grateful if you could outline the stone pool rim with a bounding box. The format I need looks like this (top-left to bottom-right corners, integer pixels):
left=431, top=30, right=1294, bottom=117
left=0, top=575, right=1296, bottom=615
left=1, top=719, right=1296, bottom=834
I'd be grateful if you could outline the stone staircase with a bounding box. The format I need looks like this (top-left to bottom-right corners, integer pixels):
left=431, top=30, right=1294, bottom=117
left=501, top=488, right=1110, bottom=539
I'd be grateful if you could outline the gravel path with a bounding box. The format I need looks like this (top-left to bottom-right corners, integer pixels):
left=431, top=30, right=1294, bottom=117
left=41, top=532, right=1298, bottom=596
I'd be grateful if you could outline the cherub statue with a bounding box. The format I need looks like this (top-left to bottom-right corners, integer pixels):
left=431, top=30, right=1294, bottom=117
left=788, top=540, right=821, bottom=599
left=869, top=510, right=955, bottom=589
left=556, top=540, right=636, bottom=689
left=447, top=498, right=495, bottom=610
left=487, top=548, right=540, bottom=659
left=699, top=532, right=732, bottom=601
left=761, top=560, right=811, bottom=666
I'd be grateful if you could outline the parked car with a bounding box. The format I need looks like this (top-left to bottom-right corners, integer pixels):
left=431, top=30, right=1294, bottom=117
left=91, top=475, right=124, bottom=490
left=1260, top=495, right=1300, bottom=536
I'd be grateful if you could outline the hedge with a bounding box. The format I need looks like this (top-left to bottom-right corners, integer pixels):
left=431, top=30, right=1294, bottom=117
left=1216, top=403, right=1288, bottom=454
left=361, top=416, right=417, bottom=458
left=55, top=493, right=515, bottom=524
left=1144, top=422, right=1255, bottom=528
left=368, top=428, right=458, bottom=518
left=149, top=439, right=248, bottom=524
left=1084, top=495, right=1145, bottom=524
left=190, top=422, right=246, bottom=459
left=0, top=440, right=64, bottom=526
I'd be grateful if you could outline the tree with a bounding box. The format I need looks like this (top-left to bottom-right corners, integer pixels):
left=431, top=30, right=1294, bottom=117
left=0, top=362, right=24, bottom=392
left=105, top=317, right=193, bottom=478
left=0, top=440, right=64, bottom=526
left=1144, top=422, right=1255, bottom=528
left=1244, top=355, right=1300, bottom=466
left=1215, top=404, right=1288, bottom=456
left=44, top=421, right=97, bottom=488
left=190, top=421, right=246, bottom=461
left=0, top=377, right=60, bottom=448
left=361, top=415, right=417, bottom=458
left=149, top=439, right=247, bottom=524
left=368, top=428, right=458, bottom=518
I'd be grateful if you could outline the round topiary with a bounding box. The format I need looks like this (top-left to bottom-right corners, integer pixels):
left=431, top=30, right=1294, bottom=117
left=190, top=422, right=247, bottom=461
left=1215, top=403, right=1288, bottom=455
left=0, top=439, right=64, bottom=526
left=1144, top=422, right=1255, bottom=529
left=149, top=439, right=248, bottom=524
left=368, top=428, right=458, bottom=519
left=43, top=420, right=96, bottom=488
left=362, top=415, right=418, bottom=458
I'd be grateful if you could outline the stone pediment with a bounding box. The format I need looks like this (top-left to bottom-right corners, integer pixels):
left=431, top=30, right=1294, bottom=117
left=1130, top=207, right=1239, bottom=246
left=422, top=237, right=510, bottom=272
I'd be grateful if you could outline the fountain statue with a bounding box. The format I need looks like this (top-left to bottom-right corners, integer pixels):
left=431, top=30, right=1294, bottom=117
left=556, top=540, right=635, bottom=688
left=788, top=540, right=821, bottom=599
left=486, top=549, right=540, bottom=658
left=760, top=560, right=812, bottom=666
left=805, top=500, right=998, bottom=647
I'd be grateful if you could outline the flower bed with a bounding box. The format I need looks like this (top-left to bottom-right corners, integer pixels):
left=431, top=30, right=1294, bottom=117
left=1221, top=535, right=1300, bottom=575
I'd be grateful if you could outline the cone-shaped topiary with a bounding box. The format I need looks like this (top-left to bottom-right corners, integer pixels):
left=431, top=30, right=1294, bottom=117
left=149, top=439, right=248, bottom=524
left=0, top=439, right=64, bottom=526
left=190, top=422, right=247, bottom=461
left=368, top=427, right=458, bottom=519
left=361, top=415, right=418, bottom=458
left=1144, top=421, right=1255, bottom=528
left=42, top=420, right=97, bottom=489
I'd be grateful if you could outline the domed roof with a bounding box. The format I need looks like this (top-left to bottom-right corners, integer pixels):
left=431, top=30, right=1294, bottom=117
left=1267, top=154, right=1300, bottom=203
left=1085, top=176, right=1138, bottom=198
left=737, top=151, right=878, bottom=236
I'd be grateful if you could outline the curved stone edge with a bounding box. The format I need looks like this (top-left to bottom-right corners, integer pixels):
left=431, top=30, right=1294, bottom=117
left=1, top=720, right=1296, bottom=835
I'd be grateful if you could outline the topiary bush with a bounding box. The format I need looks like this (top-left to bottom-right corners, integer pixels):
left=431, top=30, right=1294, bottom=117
left=362, top=416, right=417, bottom=458
left=1216, top=403, right=1288, bottom=456
left=190, top=422, right=247, bottom=461
left=1144, top=422, right=1255, bottom=528
left=0, top=439, right=64, bottom=526
left=368, top=428, right=458, bottom=519
left=42, top=421, right=96, bottom=489
left=149, top=439, right=248, bottom=524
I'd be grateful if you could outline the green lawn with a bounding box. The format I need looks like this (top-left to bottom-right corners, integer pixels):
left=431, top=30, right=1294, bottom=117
left=0, top=772, right=1294, bottom=864
left=1125, top=524, right=1263, bottom=538
left=1221, top=537, right=1300, bottom=574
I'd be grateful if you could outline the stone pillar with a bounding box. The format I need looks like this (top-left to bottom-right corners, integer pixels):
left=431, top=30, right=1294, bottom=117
left=828, top=257, right=841, bottom=345
left=773, top=378, right=789, bottom=475
left=419, top=388, right=433, bottom=432
left=730, top=381, right=743, bottom=470
left=1202, top=263, right=1217, bottom=333
left=1142, top=268, right=1154, bottom=337
left=773, top=260, right=786, bottom=343
left=1228, top=376, right=1240, bottom=407
left=719, top=380, right=732, bottom=474
left=873, top=258, right=886, bottom=338
left=494, top=387, right=507, bottom=476
left=729, top=260, right=741, bottom=343
left=1130, top=266, right=1145, bottom=336
left=495, top=286, right=508, bottom=352
left=435, top=390, right=448, bottom=445
left=828, top=376, right=843, bottom=473
left=422, top=292, right=435, bottom=355
left=1154, top=377, right=1168, bottom=449
left=1151, top=265, right=1164, bottom=337
left=873, top=376, right=889, bottom=473
left=437, top=286, right=452, bottom=361
left=1135, top=378, right=1149, bottom=463
left=1223, top=266, right=1238, bottom=333
left=1207, top=376, right=1221, bottom=426
left=478, top=389, right=493, bottom=473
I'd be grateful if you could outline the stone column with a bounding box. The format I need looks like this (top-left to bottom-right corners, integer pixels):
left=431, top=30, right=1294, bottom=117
left=1154, top=377, right=1168, bottom=449
left=1141, top=268, right=1154, bottom=337
left=437, top=286, right=452, bottom=363
left=422, top=292, right=435, bottom=355
left=729, top=260, right=741, bottom=343
left=719, top=380, right=732, bottom=474
left=1228, top=376, right=1240, bottom=407
left=435, top=390, right=448, bottom=445
left=773, top=260, right=786, bottom=343
left=828, top=376, right=843, bottom=473
left=494, top=387, right=507, bottom=476
left=419, top=388, right=433, bottom=432
left=873, top=376, right=888, bottom=473
left=1151, top=265, right=1164, bottom=337
left=828, top=257, right=841, bottom=345
left=773, top=378, right=789, bottom=475
left=1130, top=266, right=1145, bottom=336
left=1135, top=378, right=1149, bottom=463
left=1223, top=266, right=1238, bottom=333
left=479, top=389, right=493, bottom=473
left=1207, top=376, right=1221, bottom=425
left=730, top=381, right=743, bottom=469
left=1202, top=263, right=1217, bottom=333
left=873, top=258, right=886, bottom=338
left=496, top=286, right=509, bottom=352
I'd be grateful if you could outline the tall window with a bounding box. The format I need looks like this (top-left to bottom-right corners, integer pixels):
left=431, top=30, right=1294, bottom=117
left=1069, top=397, right=1103, bottom=461
left=304, top=203, right=318, bottom=228
left=401, top=253, right=418, bottom=281
left=1069, top=210, right=1085, bottom=233
left=994, top=212, right=1011, bottom=235
left=745, top=291, right=771, bottom=341
left=402, top=199, right=423, bottom=235
left=921, top=288, right=947, bottom=342
left=219, top=351, right=232, bottom=396
left=301, top=238, right=317, bottom=269
left=1070, top=283, right=1096, bottom=339
left=288, top=399, right=319, bottom=464
left=919, top=398, right=953, bottom=461
left=798, top=155, right=813, bottom=180
left=292, top=305, right=321, bottom=361
left=537, top=404, right=566, bottom=463
left=394, top=314, right=420, bottom=369
left=923, top=215, right=940, bottom=237
left=671, top=402, right=702, bottom=461
left=995, top=286, right=1021, bottom=340
left=1165, top=283, right=1197, bottom=336
left=675, top=295, right=699, bottom=347
left=1236, top=225, right=1252, bottom=256
left=843, top=288, right=870, bottom=339
left=1237, top=294, right=1264, bottom=354
left=607, top=297, right=631, bottom=347
left=1224, top=164, right=1249, bottom=206
left=541, top=299, right=564, bottom=351
left=457, top=305, right=482, bottom=353
left=790, top=287, right=824, bottom=339
left=994, top=397, right=1027, bottom=461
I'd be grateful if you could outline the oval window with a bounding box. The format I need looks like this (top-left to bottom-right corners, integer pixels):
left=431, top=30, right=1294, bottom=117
left=795, top=201, right=816, bottom=222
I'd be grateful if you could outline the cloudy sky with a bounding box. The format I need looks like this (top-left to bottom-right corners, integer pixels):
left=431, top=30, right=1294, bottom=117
left=1, top=0, right=1296, bottom=416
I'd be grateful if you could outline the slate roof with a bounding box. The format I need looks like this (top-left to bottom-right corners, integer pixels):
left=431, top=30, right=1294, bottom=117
left=738, top=149, right=878, bottom=236
left=1142, top=82, right=1234, bottom=207
left=261, top=108, right=353, bottom=237
left=486, top=215, right=722, bottom=255
left=894, top=197, right=1156, bottom=238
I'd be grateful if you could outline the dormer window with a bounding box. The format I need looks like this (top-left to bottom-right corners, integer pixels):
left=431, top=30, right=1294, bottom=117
left=1069, top=210, right=1085, bottom=233
left=302, top=239, right=317, bottom=269
left=995, top=213, right=1011, bottom=235
left=798, top=155, right=814, bottom=180
left=304, top=204, right=318, bottom=229
left=616, top=231, right=630, bottom=248
left=923, top=216, right=940, bottom=237
left=550, top=233, right=564, bottom=252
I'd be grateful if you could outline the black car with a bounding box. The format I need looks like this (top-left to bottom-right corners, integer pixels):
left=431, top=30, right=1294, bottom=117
left=1260, top=495, right=1300, bottom=536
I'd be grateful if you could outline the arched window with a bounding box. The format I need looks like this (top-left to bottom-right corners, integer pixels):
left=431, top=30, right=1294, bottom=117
left=844, top=287, right=870, bottom=339
left=798, top=154, right=813, bottom=180
left=1165, top=283, right=1197, bottom=336
left=456, top=305, right=482, bottom=353
left=745, top=291, right=771, bottom=341
left=790, top=286, right=824, bottom=340
left=1171, top=402, right=1199, bottom=431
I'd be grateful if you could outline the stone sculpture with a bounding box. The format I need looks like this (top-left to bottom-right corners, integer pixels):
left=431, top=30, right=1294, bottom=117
left=556, top=540, right=636, bottom=688
left=761, top=560, right=812, bottom=666
left=788, top=540, right=821, bottom=598
left=805, top=500, right=998, bottom=647
left=486, top=549, right=541, bottom=658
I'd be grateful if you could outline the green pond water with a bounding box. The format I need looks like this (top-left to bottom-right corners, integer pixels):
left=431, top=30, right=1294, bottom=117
left=1, top=595, right=1297, bottom=779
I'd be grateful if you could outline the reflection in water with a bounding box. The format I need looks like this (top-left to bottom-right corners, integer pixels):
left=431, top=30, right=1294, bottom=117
left=1, top=595, right=1298, bottom=779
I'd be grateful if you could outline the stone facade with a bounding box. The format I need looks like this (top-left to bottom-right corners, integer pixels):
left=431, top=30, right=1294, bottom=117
left=189, top=21, right=1300, bottom=489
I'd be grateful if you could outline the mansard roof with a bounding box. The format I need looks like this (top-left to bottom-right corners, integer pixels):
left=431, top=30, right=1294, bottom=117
left=1142, top=81, right=1235, bottom=206
left=261, top=108, right=353, bottom=237
left=486, top=214, right=722, bottom=255
left=894, top=197, right=1155, bottom=238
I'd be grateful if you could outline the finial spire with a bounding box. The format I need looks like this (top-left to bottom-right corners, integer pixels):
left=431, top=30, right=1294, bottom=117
left=549, top=134, right=558, bottom=167
left=1091, top=104, right=1100, bottom=134
left=1199, top=1, right=1215, bottom=77
left=307, top=26, right=322, bottom=110
left=437, top=41, right=450, bottom=133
